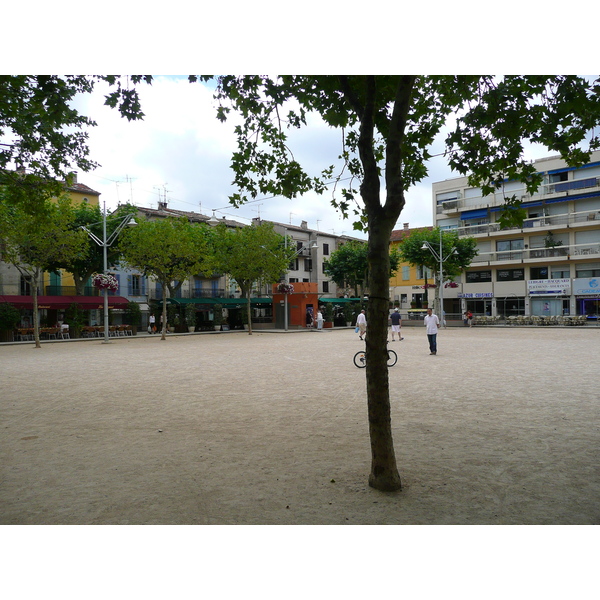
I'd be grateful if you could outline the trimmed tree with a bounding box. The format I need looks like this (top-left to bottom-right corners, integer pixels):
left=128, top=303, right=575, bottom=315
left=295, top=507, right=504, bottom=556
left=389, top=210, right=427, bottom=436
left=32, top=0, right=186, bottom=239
left=119, top=216, right=211, bottom=341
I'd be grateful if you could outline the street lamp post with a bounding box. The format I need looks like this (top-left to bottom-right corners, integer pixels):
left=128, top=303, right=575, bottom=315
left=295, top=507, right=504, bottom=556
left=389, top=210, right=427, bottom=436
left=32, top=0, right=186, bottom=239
left=421, top=228, right=456, bottom=325
left=81, top=202, right=137, bottom=343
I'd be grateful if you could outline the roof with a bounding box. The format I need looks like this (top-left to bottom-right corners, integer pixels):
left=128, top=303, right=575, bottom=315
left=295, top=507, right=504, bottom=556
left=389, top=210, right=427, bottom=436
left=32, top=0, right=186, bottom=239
left=390, top=225, right=432, bottom=242
left=133, top=205, right=247, bottom=228
left=66, top=182, right=100, bottom=196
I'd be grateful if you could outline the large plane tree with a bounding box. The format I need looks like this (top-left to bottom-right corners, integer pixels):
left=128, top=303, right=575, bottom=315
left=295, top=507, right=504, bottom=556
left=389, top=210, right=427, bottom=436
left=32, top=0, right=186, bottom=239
left=201, top=75, right=600, bottom=491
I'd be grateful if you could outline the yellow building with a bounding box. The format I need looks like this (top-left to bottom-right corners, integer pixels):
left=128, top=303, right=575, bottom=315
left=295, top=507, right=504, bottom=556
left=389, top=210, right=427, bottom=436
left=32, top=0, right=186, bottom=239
left=389, top=223, right=434, bottom=314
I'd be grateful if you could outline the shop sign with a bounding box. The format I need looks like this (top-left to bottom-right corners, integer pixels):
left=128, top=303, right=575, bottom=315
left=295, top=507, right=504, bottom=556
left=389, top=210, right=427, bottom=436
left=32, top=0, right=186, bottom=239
left=573, top=277, right=600, bottom=296
left=458, top=293, right=494, bottom=298
left=527, top=278, right=571, bottom=295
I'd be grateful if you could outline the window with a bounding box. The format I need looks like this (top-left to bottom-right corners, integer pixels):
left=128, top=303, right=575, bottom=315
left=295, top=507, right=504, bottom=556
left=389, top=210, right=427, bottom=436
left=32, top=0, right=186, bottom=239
left=466, top=270, right=491, bottom=283
left=497, top=239, right=524, bottom=260
left=497, top=268, right=525, bottom=281
left=323, top=243, right=329, bottom=256
left=530, top=267, right=548, bottom=280
left=322, top=281, right=329, bottom=293
left=128, top=274, right=146, bottom=296
left=402, top=266, right=410, bottom=280
left=289, top=258, right=299, bottom=271
left=551, top=267, right=570, bottom=279
left=304, top=258, right=312, bottom=272
left=400, top=294, right=407, bottom=303
left=549, top=172, right=568, bottom=183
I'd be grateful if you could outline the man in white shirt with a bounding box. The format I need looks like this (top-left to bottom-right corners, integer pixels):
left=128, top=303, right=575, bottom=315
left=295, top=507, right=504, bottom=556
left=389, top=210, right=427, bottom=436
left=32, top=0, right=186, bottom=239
left=424, top=307, right=440, bottom=355
left=356, top=309, right=367, bottom=340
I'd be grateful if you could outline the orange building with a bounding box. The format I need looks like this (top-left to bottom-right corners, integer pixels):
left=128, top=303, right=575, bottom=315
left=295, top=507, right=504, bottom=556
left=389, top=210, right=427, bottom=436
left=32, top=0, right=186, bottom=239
left=272, top=282, right=319, bottom=328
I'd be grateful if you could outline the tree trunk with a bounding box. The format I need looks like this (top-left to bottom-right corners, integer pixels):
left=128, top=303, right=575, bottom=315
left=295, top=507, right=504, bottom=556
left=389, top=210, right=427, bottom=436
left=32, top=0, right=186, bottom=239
left=161, top=291, right=168, bottom=341
left=365, top=218, right=401, bottom=491
left=246, top=287, right=253, bottom=335
left=32, top=269, right=41, bottom=349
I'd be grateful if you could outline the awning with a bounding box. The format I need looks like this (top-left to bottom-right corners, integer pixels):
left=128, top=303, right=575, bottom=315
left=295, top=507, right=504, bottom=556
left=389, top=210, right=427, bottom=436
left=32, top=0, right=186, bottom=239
left=0, top=295, right=129, bottom=309
left=318, top=297, right=362, bottom=303
left=167, top=297, right=272, bottom=306
left=460, top=208, right=488, bottom=220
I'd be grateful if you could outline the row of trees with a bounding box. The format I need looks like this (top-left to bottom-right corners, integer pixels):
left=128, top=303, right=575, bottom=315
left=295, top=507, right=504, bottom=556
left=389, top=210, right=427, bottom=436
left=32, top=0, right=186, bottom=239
left=3, top=75, right=600, bottom=492
left=0, top=189, right=296, bottom=343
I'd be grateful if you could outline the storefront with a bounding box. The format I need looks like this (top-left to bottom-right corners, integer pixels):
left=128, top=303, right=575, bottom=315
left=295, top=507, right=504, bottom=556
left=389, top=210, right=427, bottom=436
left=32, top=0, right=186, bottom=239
left=573, top=277, right=600, bottom=317
left=528, top=279, right=571, bottom=316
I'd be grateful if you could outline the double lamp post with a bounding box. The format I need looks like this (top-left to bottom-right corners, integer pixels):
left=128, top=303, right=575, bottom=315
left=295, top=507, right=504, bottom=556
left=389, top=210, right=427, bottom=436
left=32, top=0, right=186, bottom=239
left=81, top=202, right=137, bottom=343
left=421, top=228, right=457, bottom=321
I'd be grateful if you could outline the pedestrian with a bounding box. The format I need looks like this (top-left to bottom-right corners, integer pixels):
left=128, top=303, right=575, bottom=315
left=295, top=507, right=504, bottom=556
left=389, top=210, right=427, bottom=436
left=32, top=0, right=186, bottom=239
left=424, top=307, right=440, bottom=355
left=356, top=309, right=367, bottom=340
left=467, top=310, right=473, bottom=328
left=149, top=313, right=156, bottom=334
left=316, top=310, right=323, bottom=331
left=463, top=311, right=468, bottom=326
left=306, top=309, right=313, bottom=329
left=389, top=308, right=402, bottom=341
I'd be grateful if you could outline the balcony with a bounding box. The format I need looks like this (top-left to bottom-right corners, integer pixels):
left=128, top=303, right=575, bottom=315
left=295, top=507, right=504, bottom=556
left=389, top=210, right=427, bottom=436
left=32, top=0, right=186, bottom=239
left=437, top=177, right=600, bottom=216
left=471, top=243, right=600, bottom=265
left=455, top=209, right=600, bottom=238
left=45, top=286, right=101, bottom=296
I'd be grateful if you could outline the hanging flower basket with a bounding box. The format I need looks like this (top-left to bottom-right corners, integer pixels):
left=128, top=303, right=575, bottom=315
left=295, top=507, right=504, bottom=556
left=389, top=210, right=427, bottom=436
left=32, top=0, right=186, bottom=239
left=422, top=283, right=437, bottom=289
left=92, top=273, right=119, bottom=292
left=276, top=282, right=294, bottom=295
left=444, top=281, right=459, bottom=288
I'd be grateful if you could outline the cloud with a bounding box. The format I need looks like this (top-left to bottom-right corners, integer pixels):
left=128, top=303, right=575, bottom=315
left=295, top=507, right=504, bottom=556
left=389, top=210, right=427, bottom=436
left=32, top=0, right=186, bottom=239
left=72, top=77, right=459, bottom=238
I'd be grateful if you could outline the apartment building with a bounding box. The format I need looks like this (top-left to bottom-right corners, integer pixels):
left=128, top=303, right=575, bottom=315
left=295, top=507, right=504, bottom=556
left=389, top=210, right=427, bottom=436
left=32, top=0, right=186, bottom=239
left=433, top=150, right=600, bottom=319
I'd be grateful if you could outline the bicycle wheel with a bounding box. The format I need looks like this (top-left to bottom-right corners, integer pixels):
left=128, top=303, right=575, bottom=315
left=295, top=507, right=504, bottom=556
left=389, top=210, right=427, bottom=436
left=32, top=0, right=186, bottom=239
left=386, top=349, right=398, bottom=367
left=353, top=351, right=367, bottom=368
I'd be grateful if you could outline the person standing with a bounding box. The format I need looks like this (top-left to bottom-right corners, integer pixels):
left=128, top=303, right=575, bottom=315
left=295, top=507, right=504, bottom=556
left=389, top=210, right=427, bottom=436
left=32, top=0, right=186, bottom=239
left=356, top=309, right=367, bottom=340
left=390, top=308, right=402, bottom=341
left=149, top=313, right=156, bottom=334
left=424, top=307, right=440, bottom=355
left=316, top=310, right=324, bottom=331
left=467, top=310, right=473, bottom=328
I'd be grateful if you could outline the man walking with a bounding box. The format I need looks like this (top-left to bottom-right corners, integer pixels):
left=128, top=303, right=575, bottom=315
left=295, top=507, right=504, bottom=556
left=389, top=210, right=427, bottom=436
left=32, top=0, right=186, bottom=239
left=390, top=308, right=402, bottom=341
left=424, top=307, right=440, bottom=355
left=356, top=309, right=367, bottom=340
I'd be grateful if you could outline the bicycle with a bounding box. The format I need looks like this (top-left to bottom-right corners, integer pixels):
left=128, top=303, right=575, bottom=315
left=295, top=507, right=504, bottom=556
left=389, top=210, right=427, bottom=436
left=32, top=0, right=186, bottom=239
left=353, top=348, right=397, bottom=368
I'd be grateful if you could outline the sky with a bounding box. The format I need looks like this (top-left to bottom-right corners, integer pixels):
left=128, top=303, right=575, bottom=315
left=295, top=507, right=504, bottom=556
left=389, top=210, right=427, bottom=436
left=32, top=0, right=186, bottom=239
left=72, top=76, right=455, bottom=239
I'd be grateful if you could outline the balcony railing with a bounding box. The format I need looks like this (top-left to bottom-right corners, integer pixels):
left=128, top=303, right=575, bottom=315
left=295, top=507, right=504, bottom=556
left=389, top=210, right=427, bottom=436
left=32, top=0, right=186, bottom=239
left=44, top=286, right=101, bottom=296
left=455, top=209, right=600, bottom=238
left=437, top=177, right=600, bottom=215
left=471, top=243, right=600, bottom=265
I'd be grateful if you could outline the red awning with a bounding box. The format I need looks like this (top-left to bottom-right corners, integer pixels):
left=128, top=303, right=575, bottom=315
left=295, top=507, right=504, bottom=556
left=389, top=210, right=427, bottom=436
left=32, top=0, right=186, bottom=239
left=0, top=295, right=129, bottom=310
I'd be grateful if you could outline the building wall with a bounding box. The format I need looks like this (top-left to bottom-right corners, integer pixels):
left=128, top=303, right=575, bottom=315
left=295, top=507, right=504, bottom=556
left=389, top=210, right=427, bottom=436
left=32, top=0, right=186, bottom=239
left=432, top=149, right=600, bottom=318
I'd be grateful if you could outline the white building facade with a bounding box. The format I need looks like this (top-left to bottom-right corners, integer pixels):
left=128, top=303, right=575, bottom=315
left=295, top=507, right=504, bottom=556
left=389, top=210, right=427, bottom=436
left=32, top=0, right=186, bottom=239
left=433, top=150, right=600, bottom=320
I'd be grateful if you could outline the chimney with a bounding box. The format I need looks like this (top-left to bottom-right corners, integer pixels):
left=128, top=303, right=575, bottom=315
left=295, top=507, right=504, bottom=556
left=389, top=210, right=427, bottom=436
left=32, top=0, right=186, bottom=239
left=301, top=220, right=308, bottom=230
left=403, top=223, right=409, bottom=230
left=158, top=201, right=168, bottom=210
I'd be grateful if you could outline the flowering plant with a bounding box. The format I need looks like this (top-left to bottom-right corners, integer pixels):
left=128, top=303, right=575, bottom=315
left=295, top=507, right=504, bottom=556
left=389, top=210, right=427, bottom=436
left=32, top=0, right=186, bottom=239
left=444, top=281, right=459, bottom=288
left=92, top=273, right=119, bottom=292
left=422, top=283, right=437, bottom=289
left=276, top=282, right=294, bottom=294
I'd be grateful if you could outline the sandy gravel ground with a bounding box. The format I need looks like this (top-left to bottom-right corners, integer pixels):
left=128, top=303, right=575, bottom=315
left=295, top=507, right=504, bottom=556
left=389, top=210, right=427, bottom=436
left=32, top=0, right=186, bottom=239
left=1, top=325, right=599, bottom=525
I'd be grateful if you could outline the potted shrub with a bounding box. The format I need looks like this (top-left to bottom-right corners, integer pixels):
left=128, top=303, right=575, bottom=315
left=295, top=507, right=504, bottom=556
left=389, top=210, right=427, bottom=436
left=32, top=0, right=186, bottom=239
left=322, top=302, right=334, bottom=328
left=342, top=303, right=355, bottom=327
left=213, top=303, right=224, bottom=331
left=185, top=303, right=197, bottom=332
left=65, top=303, right=86, bottom=339
left=0, top=302, right=20, bottom=342
left=124, top=301, right=142, bottom=335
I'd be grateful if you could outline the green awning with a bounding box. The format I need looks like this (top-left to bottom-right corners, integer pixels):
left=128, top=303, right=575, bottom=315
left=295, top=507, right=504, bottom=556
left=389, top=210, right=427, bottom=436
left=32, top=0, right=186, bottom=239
left=167, top=297, right=272, bottom=306
left=318, top=297, right=362, bottom=303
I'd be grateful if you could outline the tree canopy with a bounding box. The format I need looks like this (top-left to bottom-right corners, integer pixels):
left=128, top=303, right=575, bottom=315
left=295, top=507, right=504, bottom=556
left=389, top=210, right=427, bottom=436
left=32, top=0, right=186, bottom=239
left=205, top=75, right=600, bottom=492
left=209, top=221, right=295, bottom=334
left=119, top=216, right=211, bottom=340
left=397, top=227, right=478, bottom=312
left=324, top=240, right=400, bottom=298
